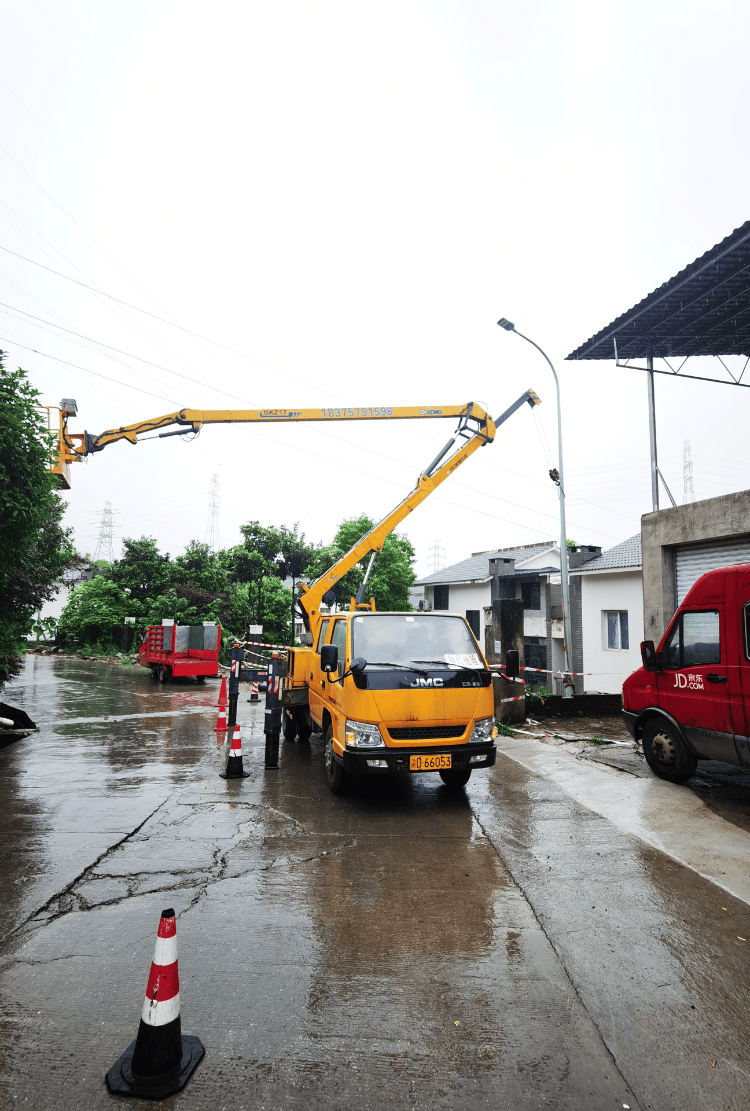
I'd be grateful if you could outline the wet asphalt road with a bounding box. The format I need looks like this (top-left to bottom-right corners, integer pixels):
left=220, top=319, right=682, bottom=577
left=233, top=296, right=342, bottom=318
left=0, top=659, right=749, bottom=1109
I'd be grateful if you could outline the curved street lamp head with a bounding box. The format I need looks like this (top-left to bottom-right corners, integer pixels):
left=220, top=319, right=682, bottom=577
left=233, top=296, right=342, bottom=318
left=497, top=318, right=515, bottom=331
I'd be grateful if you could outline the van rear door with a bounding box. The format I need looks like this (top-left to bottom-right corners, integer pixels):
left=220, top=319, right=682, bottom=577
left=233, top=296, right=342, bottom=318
left=655, top=607, right=738, bottom=763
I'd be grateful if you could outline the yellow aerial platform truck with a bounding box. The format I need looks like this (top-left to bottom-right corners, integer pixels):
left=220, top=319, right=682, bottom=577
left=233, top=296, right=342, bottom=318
left=49, top=389, right=540, bottom=791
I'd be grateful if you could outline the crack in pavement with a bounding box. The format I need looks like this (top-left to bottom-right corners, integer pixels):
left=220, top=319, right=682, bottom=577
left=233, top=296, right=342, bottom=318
left=0, top=798, right=170, bottom=947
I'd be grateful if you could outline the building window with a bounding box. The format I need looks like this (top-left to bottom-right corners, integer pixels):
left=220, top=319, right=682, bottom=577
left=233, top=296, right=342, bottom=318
left=604, top=611, right=629, bottom=651
left=465, top=610, right=480, bottom=638
left=524, top=637, right=546, bottom=671
left=521, top=581, right=541, bottom=610
left=433, top=584, right=449, bottom=610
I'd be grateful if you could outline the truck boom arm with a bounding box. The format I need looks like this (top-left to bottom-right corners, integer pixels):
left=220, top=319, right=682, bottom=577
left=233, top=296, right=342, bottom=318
left=296, top=390, right=541, bottom=634
left=60, top=403, right=496, bottom=459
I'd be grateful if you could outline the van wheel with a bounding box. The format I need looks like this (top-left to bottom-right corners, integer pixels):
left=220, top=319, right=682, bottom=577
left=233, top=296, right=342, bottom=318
left=283, top=709, right=297, bottom=742
left=439, top=768, right=472, bottom=790
left=642, top=718, right=697, bottom=783
left=150, top=666, right=159, bottom=680
left=158, top=665, right=170, bottom=683
left=196, top=675, right=206, bottom=684
left=324, top=726, right=350, bottom=795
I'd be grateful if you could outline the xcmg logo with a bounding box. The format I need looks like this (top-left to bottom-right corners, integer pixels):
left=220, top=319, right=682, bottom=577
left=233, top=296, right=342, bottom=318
left=410, top=677, right=444, bottom=688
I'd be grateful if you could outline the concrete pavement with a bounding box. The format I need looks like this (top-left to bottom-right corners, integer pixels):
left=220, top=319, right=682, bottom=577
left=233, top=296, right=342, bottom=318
left=1, top=655, right=748, bottom=1107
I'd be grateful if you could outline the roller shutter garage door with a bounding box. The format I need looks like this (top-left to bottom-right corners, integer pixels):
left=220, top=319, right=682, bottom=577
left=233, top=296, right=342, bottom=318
left=675, top=539, right=750, bottom=606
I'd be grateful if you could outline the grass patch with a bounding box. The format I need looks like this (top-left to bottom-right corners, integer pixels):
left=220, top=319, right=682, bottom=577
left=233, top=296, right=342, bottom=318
left=496, top=722, right=517, bottom=737
left=587, top=736, right=607, bottom=745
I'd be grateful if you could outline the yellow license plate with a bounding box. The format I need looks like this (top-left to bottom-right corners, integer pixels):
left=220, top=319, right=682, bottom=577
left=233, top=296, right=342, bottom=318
left=410, top=753, right=451, bottom=771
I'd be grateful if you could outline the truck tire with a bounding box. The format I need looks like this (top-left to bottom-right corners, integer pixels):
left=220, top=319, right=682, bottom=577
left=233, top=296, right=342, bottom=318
left=324, top=725, right=350, bottom=795
left=439, top=768, right=472, bottom=790
left=150, top=666, right=159, bottom=680
left=283, top=709, right=297, bottom=742
left=642, top=718, right=697, bottom=783
left=158, top=664, right=170, bottom=683
left=296, top=709, right=312, bottom=742
left=196, top=675, right=206, bottom=684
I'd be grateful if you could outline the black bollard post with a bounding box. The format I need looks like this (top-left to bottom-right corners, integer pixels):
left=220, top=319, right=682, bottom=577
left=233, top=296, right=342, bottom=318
left=227, top=642, right=243, bottom=728
left=264, top=652, right=282, bottom=769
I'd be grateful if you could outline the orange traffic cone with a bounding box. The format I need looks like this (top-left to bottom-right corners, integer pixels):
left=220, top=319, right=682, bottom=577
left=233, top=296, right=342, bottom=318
left=215, top=708, right=227, bottom=732
left=220, top=723, right=249, bottom=779
left=217, top=676, right=228, bottom=710
left=105, top=908, right=204, bottom=1098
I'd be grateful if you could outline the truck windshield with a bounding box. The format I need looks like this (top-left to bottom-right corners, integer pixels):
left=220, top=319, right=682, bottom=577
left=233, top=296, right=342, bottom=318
left=351, top=614, right=483, bottom=668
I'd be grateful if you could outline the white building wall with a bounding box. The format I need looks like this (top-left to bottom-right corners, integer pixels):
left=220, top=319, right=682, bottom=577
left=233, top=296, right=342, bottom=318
left=424, top=582, right=491, bottom=635
left=580, top=570, right=643, bottom=694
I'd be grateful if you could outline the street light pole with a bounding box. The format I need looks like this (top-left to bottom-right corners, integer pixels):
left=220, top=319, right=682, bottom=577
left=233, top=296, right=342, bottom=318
left=497, top=319, right=574, bottom=697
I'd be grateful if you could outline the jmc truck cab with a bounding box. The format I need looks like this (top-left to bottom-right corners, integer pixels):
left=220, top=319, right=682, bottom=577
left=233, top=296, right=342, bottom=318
left=623, top=563, right=750, bottom=782
left=283, top=610, right=497, bottom=792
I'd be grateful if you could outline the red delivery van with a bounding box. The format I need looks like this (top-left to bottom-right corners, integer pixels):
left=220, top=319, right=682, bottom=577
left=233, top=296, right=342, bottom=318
left=622, top=563, right=750, bottom=783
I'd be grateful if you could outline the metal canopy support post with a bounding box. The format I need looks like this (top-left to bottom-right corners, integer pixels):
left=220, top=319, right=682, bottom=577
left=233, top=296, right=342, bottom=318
left=647, top=354, right=659, bottom=512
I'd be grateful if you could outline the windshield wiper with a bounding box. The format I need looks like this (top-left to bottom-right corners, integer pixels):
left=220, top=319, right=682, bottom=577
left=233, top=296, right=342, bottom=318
left=367, top=661, right=431, bottom=677
left=411, top=658, right=484, bottom=672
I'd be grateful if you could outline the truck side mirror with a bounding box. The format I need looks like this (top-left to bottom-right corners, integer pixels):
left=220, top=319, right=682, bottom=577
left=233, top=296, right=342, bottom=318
left=320, top=644, right=338, bottom=674
left=505, top=649, right=520, bottom=680
left=641, top=640, right=660, bottom=672
left=350, top=657, right=366, bottom=675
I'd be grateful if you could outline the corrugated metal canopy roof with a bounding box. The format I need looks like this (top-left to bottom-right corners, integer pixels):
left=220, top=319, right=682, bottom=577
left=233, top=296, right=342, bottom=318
left=567, top=220, right=750, bottom=360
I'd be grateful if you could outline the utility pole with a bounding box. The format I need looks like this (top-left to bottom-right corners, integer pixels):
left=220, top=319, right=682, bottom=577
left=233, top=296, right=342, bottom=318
left=93, top=501, right=115, bottom=563
left=205, top=474, right=220, bottom=552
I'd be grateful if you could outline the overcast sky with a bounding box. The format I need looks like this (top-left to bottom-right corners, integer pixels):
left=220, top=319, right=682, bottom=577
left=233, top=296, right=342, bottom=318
left=2, top=0, right=749, bottom=576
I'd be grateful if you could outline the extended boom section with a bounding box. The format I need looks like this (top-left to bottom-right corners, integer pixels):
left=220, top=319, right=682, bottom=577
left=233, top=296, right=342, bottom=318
left=57, top=403, right=495, bottom=461
left=296, top=390, right=540, bottom=637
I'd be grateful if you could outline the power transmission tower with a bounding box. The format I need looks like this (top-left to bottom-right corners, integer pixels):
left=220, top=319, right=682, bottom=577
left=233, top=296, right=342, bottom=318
left=430, top=539, right=445, bottom=573
left=205, top=473, right=220, bottom=551
left=93, top=501, right=115, bottom=563
left=683, top=440, right=696, bottom=504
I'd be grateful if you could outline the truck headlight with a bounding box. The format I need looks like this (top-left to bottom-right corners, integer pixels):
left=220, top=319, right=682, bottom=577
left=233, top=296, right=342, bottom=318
left=345, top=719, right=385, bottom=748
left=470, top=716, right=497, bottom=743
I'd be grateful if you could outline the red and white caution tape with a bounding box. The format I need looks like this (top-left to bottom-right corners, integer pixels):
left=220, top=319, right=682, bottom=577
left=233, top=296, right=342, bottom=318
left=497, top=664, right=626, bottom=678
left=242, top=639, right=288, bottom=651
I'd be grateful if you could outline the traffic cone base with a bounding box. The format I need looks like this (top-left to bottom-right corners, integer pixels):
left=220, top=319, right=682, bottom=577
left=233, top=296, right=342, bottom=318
left=220, top=723, right=249, bottom=779
left=105, top=1034, right=204, bottom=1099
left=105, top=908, right=204, bottom=1099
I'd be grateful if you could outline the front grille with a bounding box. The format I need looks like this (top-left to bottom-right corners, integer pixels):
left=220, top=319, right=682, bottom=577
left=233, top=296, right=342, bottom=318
left=387, top=725, right=467, bottom=740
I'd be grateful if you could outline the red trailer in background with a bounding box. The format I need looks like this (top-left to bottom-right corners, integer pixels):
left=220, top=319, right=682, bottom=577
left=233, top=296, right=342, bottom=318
left=138, top=622, right=221, bottom=682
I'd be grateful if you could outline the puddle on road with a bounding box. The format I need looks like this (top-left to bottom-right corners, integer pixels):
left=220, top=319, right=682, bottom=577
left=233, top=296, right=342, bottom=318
left=0, top=656, right=220, bottom=938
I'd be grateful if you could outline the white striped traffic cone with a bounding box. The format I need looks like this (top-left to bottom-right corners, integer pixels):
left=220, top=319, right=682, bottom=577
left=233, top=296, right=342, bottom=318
left=220, top=723, right=250, bottom=779
left=215, top=708, right=227, bottom=732
left=249, top=680, right=259, bottom=703
left=105, top=908, right=204, bottom=1098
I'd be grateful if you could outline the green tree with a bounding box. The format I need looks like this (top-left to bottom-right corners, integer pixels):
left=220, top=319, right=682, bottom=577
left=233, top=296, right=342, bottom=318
left=306, top=515, right=416, bottom=612
left=57, top=577, right=131, bottom=651
left=172, top=540, right=228, bottom=593
left=0, top=353, right=78, bottom=675
left=110, top=537, right=171, bottom=602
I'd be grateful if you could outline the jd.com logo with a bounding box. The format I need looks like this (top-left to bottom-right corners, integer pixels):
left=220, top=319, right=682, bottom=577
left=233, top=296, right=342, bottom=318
left=673, top=673, right=704, bottom=690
